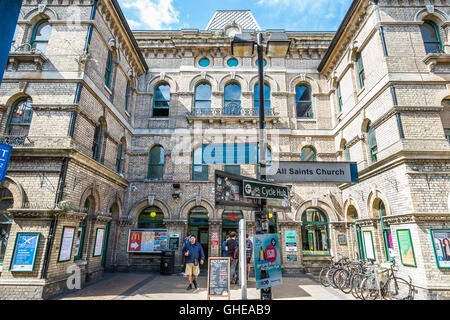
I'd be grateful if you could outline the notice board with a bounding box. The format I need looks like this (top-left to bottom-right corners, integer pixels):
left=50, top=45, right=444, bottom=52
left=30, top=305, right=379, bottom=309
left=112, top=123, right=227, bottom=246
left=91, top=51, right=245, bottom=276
left=127, top=229, right=168, bottom=253
left=207, top=257, right=230, bottom=300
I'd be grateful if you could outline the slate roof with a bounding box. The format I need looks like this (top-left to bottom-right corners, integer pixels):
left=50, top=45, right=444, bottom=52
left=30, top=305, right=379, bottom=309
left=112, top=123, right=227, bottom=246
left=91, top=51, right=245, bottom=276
left=206, top=10, right=261, bottom=31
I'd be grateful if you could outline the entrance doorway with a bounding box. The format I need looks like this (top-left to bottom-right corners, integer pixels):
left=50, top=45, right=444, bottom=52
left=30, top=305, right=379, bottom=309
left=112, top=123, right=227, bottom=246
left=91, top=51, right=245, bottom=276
left=221, top=211, right=243, bottom=256
left=188, top=206, right=209, bottom=268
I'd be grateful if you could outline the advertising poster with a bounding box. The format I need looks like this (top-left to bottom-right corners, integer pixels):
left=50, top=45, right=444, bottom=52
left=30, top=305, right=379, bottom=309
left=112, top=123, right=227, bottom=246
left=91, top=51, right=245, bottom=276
left=253, top=233, right=283, bottom=290
left=10, top=233, right=40, bottom=272
left=93, top=228, right=105, bottom=257
left=285, top=230, right=297, bottom=252
left=58, top=226, right=75, bottom=262
left=363, top=231, right=375, bottom=260
left=397, top=229, right=416, bottom=267
left=430, top=229, right=450, bottom=269
left=338, top=234, right=347, bottom=245
left=127, top=229, right=168, bottom=253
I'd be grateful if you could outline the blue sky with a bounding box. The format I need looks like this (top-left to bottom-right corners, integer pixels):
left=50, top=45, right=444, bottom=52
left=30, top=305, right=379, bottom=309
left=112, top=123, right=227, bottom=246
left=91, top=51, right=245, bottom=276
left=118, top=0, right=353, bottom=31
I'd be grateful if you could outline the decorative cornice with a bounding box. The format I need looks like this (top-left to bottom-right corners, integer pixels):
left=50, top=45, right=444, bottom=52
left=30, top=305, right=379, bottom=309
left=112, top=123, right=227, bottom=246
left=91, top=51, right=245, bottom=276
left=354, top=218, right=379, bottom=227
left=383, top=213, right=450, bottom=225
left=30, top=104, right=79, bottom=112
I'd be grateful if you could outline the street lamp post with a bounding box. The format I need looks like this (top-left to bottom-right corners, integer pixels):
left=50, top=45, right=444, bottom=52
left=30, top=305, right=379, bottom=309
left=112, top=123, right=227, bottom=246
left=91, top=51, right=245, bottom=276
left=231, top=31, right=290, bottom=300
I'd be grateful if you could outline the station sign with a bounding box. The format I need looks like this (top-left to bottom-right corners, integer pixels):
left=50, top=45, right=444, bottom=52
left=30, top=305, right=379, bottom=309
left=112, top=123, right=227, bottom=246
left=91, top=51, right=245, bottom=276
left=269, top=161, right=358, bottom=183
left=243, top=180, right=289, bottom=200
left=0, top=143, right=12, bottom=182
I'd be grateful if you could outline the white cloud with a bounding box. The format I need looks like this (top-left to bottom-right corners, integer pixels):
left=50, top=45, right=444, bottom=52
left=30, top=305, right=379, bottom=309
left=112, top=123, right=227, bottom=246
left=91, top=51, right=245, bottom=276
left=119, top=0, right=179, bottom=30
left=257, top=0, right=348, bottom=14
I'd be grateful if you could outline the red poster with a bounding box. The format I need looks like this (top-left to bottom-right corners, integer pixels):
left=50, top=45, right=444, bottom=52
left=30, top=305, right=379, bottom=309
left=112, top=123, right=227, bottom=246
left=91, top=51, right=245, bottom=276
left=212, top=240, right=219, bottom=246
left=128, top=231, right=142, bottom=252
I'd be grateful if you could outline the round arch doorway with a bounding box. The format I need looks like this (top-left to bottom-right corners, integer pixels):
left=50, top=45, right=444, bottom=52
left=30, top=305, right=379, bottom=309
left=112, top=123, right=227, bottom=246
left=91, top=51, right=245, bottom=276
left=188, top=206, right=209, bottom=268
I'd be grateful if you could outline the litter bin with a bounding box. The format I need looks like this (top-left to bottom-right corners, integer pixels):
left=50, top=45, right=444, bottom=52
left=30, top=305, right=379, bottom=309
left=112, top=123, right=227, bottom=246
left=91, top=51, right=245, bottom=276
left=160, top=250, right=175, bottom=275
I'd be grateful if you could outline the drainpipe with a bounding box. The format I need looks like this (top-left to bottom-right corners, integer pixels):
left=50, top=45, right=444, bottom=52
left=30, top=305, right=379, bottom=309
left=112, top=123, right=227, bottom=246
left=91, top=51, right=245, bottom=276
left=40, top=157, right=69, bottom=279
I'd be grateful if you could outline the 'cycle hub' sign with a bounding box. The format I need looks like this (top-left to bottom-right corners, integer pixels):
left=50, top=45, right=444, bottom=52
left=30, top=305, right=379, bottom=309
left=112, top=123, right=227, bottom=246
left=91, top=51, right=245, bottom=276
left=243, top=180, right=289, bottom=200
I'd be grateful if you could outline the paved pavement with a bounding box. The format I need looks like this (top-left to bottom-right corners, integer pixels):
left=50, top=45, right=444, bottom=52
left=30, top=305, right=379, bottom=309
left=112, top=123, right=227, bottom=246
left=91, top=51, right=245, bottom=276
left=54, top=272, right=356, bottom=300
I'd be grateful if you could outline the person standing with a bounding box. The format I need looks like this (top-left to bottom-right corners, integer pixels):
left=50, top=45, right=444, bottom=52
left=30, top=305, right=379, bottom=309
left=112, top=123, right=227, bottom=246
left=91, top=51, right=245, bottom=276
left=182, top=235, right=205, bottom=290
left=182, top=232, right=191, bottom=275
left=245, top=234, right=253, bottom=280
left=222, top=235, right=230, bottom=257
left=225, top=231, right=238, bottom=284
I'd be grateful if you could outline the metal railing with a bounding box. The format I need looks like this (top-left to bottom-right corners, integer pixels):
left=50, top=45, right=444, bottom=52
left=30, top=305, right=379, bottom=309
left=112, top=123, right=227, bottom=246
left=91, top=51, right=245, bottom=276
left=187, top=105, right=279, bottom=117
left=0, top=135, right=29, bottom=147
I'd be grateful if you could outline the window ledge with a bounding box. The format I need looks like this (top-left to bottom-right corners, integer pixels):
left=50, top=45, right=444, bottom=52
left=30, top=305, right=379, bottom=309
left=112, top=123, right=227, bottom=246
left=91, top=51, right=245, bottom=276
left=149, top=117, right=169, bottom=121
left=357, top=86, right=366, bottom=98
left=8, top=51, right=47, bottom=71
left=125, top=111, right=131, bottom=117
left=423, top=53, right=450, bottom=72
left=104, top=85, right=113, bottom=96
left=296, top=118, right=316, bottom=122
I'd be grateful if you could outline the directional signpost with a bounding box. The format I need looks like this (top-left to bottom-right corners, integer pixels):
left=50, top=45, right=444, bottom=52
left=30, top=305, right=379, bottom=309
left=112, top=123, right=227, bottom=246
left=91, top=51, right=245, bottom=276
left=243, top=180, right=289, bottom=200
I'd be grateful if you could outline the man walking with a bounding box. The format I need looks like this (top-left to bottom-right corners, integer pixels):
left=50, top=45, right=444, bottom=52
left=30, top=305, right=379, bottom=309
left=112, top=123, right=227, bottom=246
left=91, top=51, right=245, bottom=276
left=182, top=234, right=205, bottom=290
left=225, top=231, right=238, bottom=284
left=245, top=234, right=253, bottom=280
left=182, top=232, right=191, bottom=275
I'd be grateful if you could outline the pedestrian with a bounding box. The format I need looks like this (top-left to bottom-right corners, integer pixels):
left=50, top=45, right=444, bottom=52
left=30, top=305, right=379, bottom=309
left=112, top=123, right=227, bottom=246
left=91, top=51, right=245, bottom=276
left=182, top=235, right=205, bottom=290
left=182, top=232, right=191, bottom=275
left=222, top=235, right=230, bottom=257
left=245, top=234, right=253, bottom=280
left=225, top=231, right=238, bottom=284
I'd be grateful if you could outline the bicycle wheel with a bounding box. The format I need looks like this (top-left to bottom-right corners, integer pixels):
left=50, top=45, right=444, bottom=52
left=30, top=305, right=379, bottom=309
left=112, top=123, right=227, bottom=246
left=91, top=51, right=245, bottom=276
left=360, top=275, right=379, bottom=300
left=385, top=277, right=414, bottom=300
left=338, top=269, right=352, bottom=294
left=319, top=267, right=331, bottom=287
left=334, top=269, right=350, bottom=292
left=329, top=268, right=339, bottom=288
left=351, top=274, right=363, bottom=299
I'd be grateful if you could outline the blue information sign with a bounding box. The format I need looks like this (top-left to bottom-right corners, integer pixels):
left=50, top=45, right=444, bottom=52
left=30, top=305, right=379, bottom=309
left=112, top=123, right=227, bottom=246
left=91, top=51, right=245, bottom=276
left=10, top=233, right=40, bottom=272
left=253, top=233, right=283, bottom=290
left=0, top=143, right=12, bottom=182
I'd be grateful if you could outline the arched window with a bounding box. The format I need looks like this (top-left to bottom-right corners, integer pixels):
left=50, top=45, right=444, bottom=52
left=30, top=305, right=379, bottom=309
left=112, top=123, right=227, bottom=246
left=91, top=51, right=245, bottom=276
left=441, top=99, right=450, bottom=144
left=116, top=142, right=123, bottom=173
left=347, top=206, right=365, bottom=260
left=355, top=52, right=365, bottom=89
left=125, top=80, right=131, bottom=112
left=336, top=82, right=343, bottom=112
left=378, top=200, right=393, bottom=261
left=92, top=124, right=103, bottom=161
left=138, top=206, right=164, bottom=228
left=6, top=97, right=33, bottom=136
left=104, top=51, right=113, bottom=88
left=153, top=83, right=170, bottom=117
left=254, top=83, right=271, bottom=115
left=30, top=19, right=51, bottom=54
left=224, top=82, right=241, bottom=115
left=344, top=145, right=350, bottom=161
left=194, top=82, right=212, bottom=111
left=75, top=197, right=92, bottom=260
left=148, top=145, right=164, bottom=180
left=295, top=84, right=313, bottom=118
left=301, top=146, right=316, bottom=161
left=420, top=20, right=443, bottom=54
left=0, top=188, right=13, bottom=265
left=366, top=122, right=378, bottom=163
left=301, top=208, right=330, bottom=256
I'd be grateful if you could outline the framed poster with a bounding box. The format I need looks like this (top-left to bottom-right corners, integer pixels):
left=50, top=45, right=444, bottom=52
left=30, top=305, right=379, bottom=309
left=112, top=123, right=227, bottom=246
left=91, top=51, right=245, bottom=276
left=396, top=229, right=416, bottom=267
left=9, top=232, right=40, bottom=272
left=285, top=230, right=297, bottom=252
left=363, top=231, right=376, bottom=260
left=58, top=226, right=76, bottom=262
left=127, top=229, right=168, bottom=253
left=93, top=228, right=105, bottom=257
left=430, top=229, right=450, bottom=269
left=207, top=257, right=230, bottom=300
left=338, top=234, right=347, bottom=245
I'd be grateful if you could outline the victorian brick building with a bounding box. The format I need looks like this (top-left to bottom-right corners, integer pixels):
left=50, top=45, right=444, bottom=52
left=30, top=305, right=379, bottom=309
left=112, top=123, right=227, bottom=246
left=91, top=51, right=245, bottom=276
left=0, top=0, right=449, bottom=300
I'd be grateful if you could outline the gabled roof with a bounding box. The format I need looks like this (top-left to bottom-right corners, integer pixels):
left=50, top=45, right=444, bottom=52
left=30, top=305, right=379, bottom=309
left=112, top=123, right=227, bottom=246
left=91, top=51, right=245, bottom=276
left=206, top=10, right=261, bottom=31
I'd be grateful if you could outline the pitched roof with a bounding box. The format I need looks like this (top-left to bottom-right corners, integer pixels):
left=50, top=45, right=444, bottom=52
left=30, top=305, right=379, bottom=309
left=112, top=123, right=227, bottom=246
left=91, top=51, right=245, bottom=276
left=206, top=10, right=261, bottom=31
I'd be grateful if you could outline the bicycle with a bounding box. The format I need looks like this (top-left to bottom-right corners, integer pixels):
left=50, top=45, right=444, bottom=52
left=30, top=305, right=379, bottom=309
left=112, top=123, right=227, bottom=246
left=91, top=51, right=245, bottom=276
left=360, top=257, right=415, bottom=300
left=337, top=259, right=366, bottom=294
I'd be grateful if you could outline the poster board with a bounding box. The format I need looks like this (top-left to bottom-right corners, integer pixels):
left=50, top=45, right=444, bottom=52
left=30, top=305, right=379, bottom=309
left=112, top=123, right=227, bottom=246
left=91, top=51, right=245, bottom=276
left=430, top=229, right=450, bottom=269
left=253, top=233, right=283, bottom=289
left=127, top=229, right=168, bottom=253
left=9, top=232, right=40, bottom=272
left=93, top=228, right=105, bottom=257
left=363, top=231, right=376, bottom=260
left=58, top=226, right=76, bottom=262
left=285, top=230, right=297, bottom=252
left=338, top=234, right=347, bottom=245
left=396, top=229, right=416, bottom=267
left=207, top=257, right=230, bottom=300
